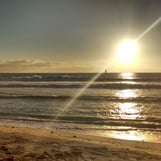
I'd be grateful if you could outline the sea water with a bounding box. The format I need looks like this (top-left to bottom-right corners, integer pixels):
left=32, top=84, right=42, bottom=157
left=0, top=73, right=161, bottom=143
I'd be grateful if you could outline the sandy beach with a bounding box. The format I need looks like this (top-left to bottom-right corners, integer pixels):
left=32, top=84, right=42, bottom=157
left=0, top=125, right=160, bottom=161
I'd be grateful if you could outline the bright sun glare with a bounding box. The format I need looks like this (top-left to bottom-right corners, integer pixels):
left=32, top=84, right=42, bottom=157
left=117, top=40, right=137, bottom=64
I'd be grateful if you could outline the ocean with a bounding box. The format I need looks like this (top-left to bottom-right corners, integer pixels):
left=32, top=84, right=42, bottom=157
left=0, top=73, right=161, bottom=143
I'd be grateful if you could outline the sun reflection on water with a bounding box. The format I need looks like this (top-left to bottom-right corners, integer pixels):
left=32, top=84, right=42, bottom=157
left=108, top=131, right=146, bottom=142
left=102, top=129, right=161, bottom=143
left=115, top=89, right=141, bottom=120
left=120, top=72, right=135, bottom=79
left=108, top=87, right=145, bottom=141
left=117, top=103, right=141, bottom=119
left=116, top=89, right=138, bottom=99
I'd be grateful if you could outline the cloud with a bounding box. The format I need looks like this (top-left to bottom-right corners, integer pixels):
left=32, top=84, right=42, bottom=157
left=0, top=59, right=97, bottom=73
left=0, top=59, right=56, bottom=72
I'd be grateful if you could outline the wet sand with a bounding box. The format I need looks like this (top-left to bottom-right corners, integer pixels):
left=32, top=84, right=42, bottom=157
left=0, top=125, right=161, bottom=161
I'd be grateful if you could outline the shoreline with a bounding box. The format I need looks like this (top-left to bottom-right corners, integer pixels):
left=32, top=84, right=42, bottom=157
left=0, top=125, right=161, bottom=161
left=1, top=118, right=161, bottom=144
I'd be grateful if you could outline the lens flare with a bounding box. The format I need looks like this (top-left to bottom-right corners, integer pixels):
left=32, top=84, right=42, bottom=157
left=136, top=16, right=161, bottom=41
left=54, top=73, right=101, bottom=120
left=54, top=16, right=161, bottom=122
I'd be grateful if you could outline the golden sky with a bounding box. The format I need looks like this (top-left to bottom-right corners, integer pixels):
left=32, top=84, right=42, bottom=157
left=0, top=0, right=161, bottom=73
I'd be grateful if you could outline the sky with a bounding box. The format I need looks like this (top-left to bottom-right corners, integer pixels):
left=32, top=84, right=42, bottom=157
left=0, top=0, right=161, bottom=73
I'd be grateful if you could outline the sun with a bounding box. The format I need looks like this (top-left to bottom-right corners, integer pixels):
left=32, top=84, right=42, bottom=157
left=117, top=40, right=137, bottom=64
